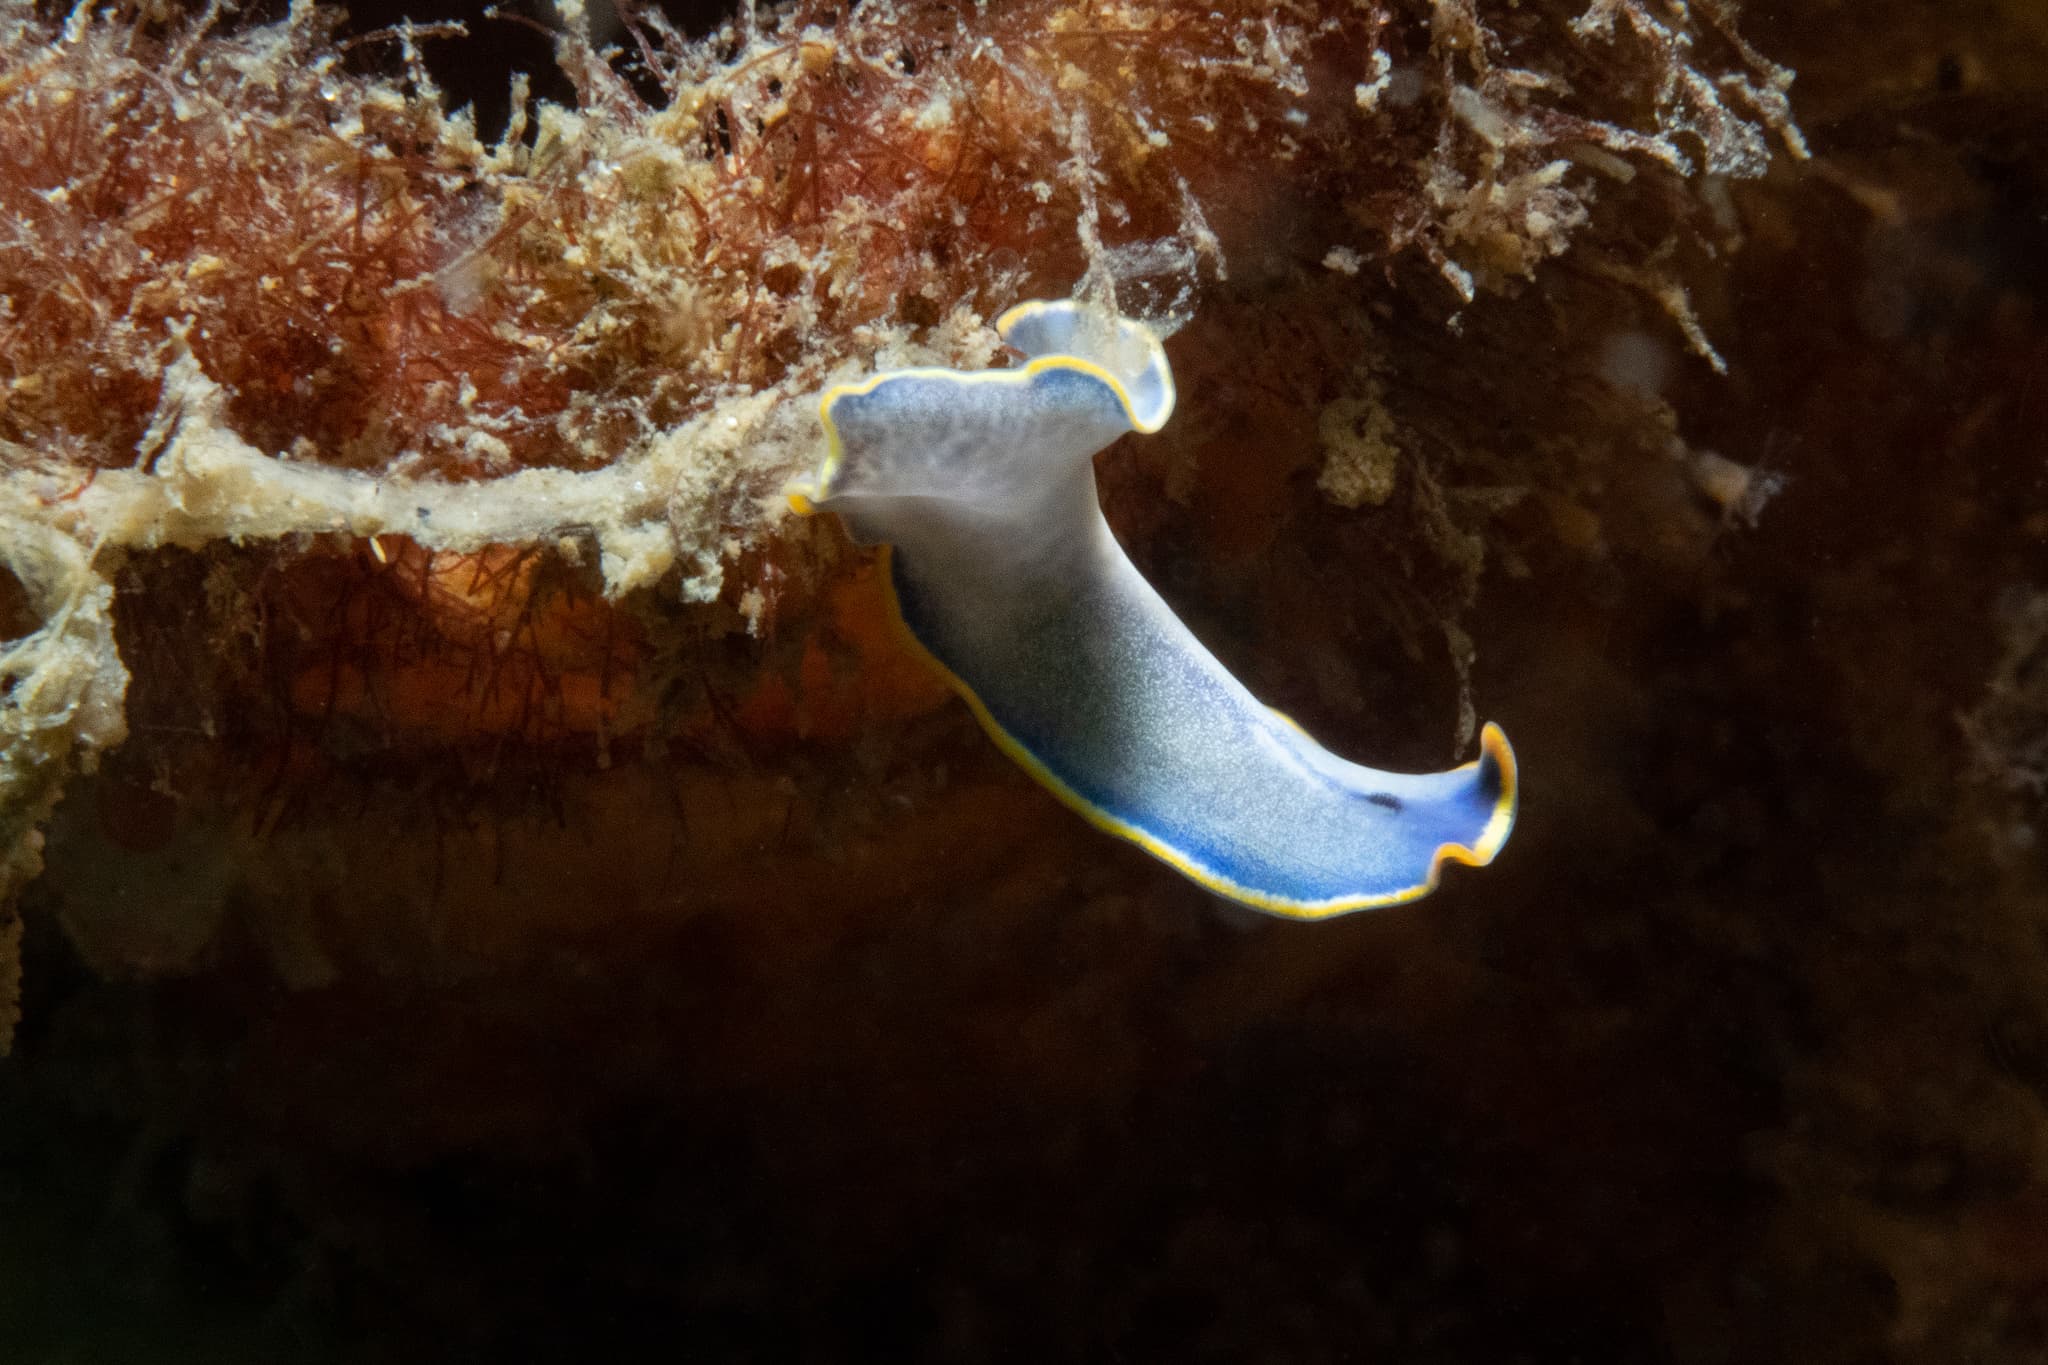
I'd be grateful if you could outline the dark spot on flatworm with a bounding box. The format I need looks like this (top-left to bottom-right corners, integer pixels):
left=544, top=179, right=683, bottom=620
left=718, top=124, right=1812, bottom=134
left=1367, top=792, right=1403, bottom=811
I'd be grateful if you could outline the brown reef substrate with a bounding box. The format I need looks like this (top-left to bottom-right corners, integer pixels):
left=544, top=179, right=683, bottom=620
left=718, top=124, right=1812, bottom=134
left=4, top=0, right=2048, bottom=1361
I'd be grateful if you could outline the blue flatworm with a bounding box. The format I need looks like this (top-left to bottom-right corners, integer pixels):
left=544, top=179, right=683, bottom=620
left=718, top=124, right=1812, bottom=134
left=788, top=300, right=1516, bottom=918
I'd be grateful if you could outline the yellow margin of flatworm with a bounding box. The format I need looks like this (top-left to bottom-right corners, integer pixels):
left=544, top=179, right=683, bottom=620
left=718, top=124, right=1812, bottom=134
left=785, top=323, right=1514, bottom=918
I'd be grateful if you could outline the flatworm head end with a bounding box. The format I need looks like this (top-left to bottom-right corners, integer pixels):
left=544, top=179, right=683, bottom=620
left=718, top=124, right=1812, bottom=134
left=782, top=296, right=1171, bottom=517
left=788, top=298, right=1170, bottom=522
left=995, top=299, right=1175, bottom=433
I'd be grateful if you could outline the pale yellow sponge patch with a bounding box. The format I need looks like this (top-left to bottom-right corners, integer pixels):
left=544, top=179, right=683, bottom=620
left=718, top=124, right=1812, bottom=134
left=1316, top=389, right=1402, bottom=509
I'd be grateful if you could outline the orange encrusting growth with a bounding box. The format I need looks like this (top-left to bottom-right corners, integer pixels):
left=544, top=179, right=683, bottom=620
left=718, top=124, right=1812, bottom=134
left=267, top=539, right=947, bottom=749
left=284, top=539, right=649, bottom=744
left=729, top=558, right=953, bottom=741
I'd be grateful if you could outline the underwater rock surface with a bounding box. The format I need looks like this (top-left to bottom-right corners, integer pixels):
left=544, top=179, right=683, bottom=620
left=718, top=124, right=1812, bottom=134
left=2, top=0, right=2046, bottom=1359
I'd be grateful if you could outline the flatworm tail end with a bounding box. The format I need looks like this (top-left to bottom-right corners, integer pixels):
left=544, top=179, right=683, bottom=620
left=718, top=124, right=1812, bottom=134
left=1436, top=720, right=1518, bottom=878
left=1212, top=720, right=1519, bottom=921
